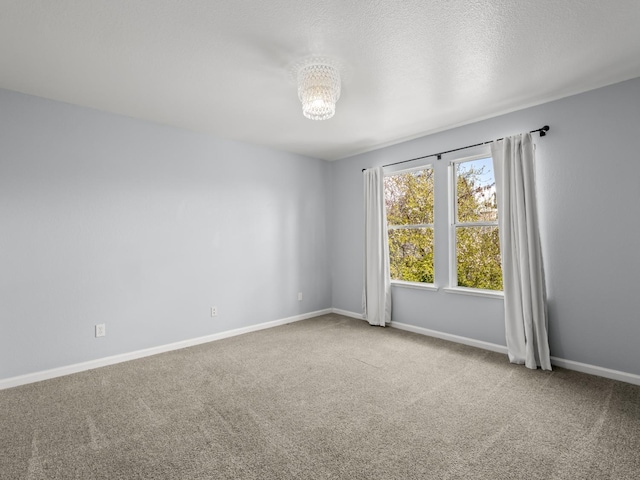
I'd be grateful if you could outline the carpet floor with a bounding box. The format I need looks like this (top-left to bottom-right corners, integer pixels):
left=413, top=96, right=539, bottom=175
left=1, top=314, right=639, bottom=479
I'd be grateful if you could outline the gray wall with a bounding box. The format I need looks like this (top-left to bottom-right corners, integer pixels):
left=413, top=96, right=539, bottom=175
left=331, top=77, right=640, bottom=376
left=3, top=77, right=640, bottom=382
left=0, top=89, right=332, bottom=380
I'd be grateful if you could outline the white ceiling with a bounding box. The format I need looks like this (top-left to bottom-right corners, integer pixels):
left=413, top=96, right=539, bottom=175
left=2, top=1, right=640, bottom=161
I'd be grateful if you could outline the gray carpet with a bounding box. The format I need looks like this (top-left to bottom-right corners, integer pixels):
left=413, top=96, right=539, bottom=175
left=1, top=314, right=639, bottom=479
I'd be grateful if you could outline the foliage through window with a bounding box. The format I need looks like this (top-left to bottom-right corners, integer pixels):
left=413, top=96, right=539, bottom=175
left=452, top=156, right=503, bottom=291
left=384, top=167, right=434, bottom=283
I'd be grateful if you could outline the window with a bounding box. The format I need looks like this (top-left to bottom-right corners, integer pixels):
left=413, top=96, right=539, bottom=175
left=450, top=155, right=503, bottom=291
left=384, top=166, right=434, bottom=284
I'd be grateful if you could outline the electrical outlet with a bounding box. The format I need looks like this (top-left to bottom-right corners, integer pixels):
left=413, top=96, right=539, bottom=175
left=298, top=292, right=303, bottom=301
left=95, top=323, right=106, bottom=338
left=211, top=306, right=218, bottom=317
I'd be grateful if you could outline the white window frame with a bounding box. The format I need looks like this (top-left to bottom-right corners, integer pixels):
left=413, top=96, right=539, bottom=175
left=445, top=152, right=504, bottom=298
left=384, top=164, right=437, bottom=290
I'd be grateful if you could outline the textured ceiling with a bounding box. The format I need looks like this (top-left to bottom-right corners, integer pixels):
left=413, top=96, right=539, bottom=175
left=1, top=1, right=640, bottom=161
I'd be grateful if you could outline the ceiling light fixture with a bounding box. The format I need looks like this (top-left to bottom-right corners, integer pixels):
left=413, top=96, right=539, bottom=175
left=295, top=57, right=341, bottom=121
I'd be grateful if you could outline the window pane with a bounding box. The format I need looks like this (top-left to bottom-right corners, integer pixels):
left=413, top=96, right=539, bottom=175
left=456, top=226, right=502, bottom=290
left=385, top=169, right=434, bottom=226
left=388, top=227, right=434, bottom=283
left=456, top=158, right=497, bottom=223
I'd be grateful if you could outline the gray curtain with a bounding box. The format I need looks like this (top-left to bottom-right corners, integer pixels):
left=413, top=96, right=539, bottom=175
left=492, top=134, right=551, bottom=370
left=362, top=167, right=391, bottom=326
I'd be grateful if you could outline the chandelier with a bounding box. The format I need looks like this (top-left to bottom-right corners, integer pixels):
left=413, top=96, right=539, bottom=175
left=295, top=57, right=341, bottom=121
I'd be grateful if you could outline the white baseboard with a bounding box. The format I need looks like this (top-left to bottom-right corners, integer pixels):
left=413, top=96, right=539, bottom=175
left=5, top=308, right=639, bottom=390
left=390, top=321, right=509, bottom=355
left=549, top=356, right=640, bottom=386
left=332, top=308, right=640, bottom=386
left=0, top=308, right=332, bottom=391
left=331, top=308, right=364, bottom=320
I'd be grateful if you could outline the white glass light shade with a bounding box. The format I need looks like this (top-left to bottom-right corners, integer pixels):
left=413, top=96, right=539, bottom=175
left=297, top=62, right=341, bottom=120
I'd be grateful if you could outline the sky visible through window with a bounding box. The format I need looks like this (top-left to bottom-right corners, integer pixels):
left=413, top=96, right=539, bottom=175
left=457, top=156, right=494, bottom=189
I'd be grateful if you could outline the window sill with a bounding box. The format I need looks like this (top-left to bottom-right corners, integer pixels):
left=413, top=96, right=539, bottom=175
left=391, top=281, right=438, bottom=292
left=442, top=287, right=504, bottom=299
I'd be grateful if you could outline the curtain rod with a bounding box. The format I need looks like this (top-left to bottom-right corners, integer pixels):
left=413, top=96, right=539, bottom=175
left=362, top=125, right=549, bottom=172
